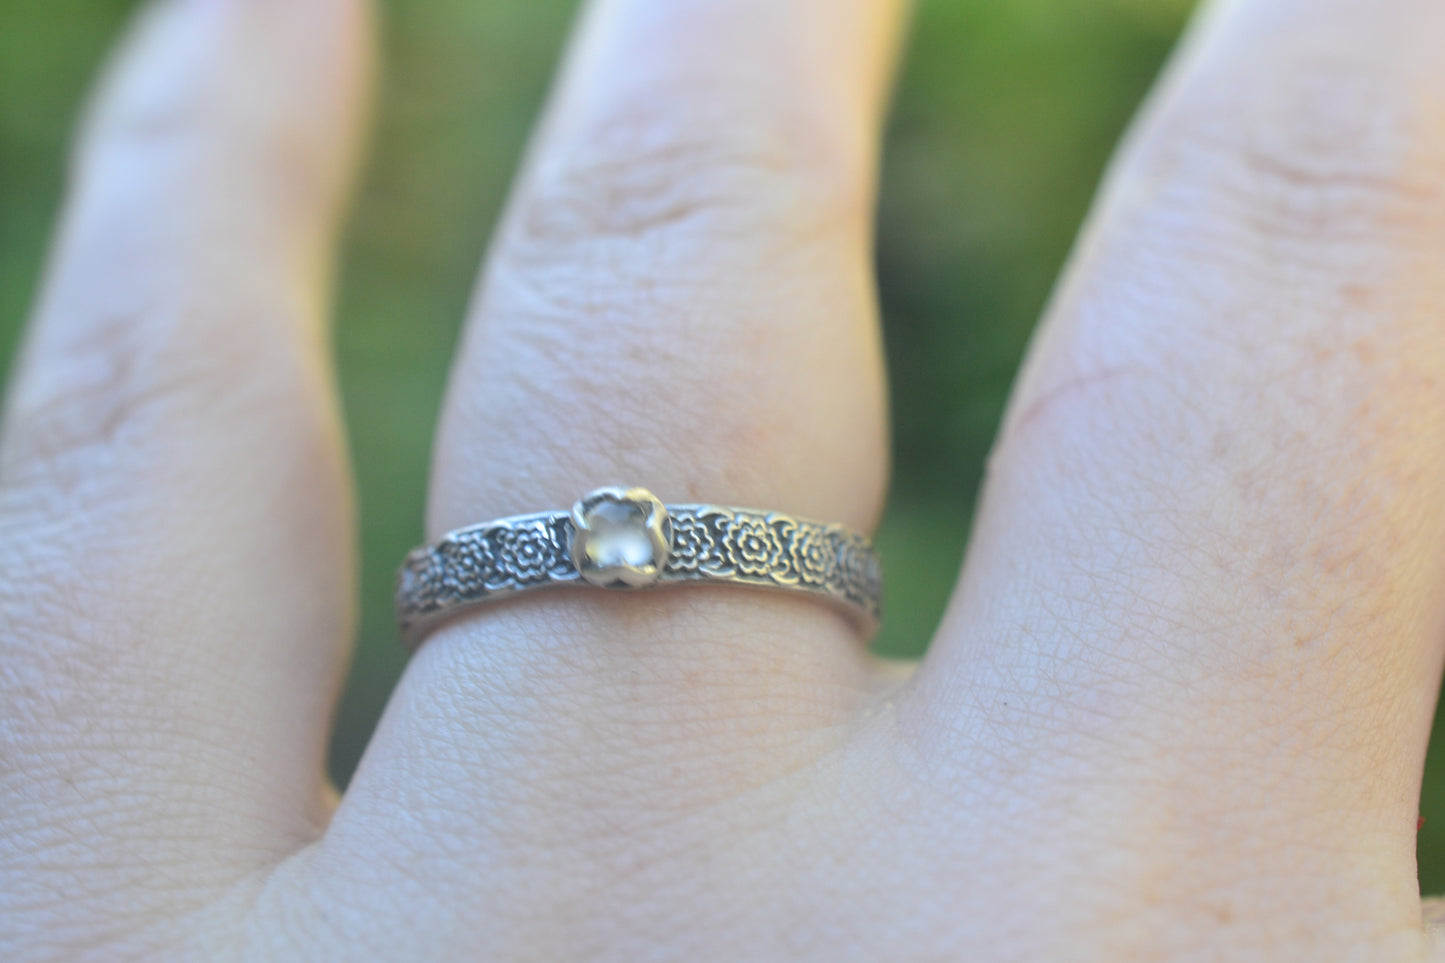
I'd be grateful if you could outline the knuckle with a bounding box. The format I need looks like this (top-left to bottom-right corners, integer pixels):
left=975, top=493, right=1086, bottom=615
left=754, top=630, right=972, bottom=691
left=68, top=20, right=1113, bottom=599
left=9, top=320, right=170, bottom=473
left=2, top=302, right=300, bottom=496
left=509, top=100, right=867, bottom=257
left=1160, top=58, right=1445, bottom=245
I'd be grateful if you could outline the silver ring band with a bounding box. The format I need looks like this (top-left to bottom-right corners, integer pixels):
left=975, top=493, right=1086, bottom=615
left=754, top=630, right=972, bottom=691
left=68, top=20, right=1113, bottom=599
left=395, top=486, right=882, bottom=650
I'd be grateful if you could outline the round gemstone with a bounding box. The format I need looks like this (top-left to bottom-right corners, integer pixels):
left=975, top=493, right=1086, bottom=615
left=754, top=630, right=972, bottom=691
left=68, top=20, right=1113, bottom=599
left=570, top=487, right=671, bottom=588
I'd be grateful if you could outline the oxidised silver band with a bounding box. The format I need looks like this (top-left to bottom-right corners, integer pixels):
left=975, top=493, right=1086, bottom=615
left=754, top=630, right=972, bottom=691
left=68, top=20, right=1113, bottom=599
left=395, top=486, right=882, bottom=651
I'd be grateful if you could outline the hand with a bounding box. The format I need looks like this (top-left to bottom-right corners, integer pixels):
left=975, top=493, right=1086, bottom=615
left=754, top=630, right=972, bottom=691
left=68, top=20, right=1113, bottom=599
left=5, top=0, right=1445, bottom=959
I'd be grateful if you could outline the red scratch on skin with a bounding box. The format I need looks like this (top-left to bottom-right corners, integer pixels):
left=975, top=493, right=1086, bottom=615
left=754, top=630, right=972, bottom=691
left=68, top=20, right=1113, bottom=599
left=1010, top=366, right=1142, bottom=436
left=1420, top=816, right=1427, bottom=833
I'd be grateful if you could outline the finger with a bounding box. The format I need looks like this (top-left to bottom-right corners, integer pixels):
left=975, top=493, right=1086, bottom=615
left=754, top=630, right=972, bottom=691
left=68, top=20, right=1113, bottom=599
left=915, top=0, right=1445, bottom=946
left=431, top=0, right=901, bottom=535
left=0, top=0, right=370, bottom=932
left=1427, top=899, right=1445, bottom=962
left=312, top=0, right=905, bottom=944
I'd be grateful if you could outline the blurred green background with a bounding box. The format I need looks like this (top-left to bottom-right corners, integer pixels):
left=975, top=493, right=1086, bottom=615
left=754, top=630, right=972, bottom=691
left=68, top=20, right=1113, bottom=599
left=6, top=0, right=1445, bottom=892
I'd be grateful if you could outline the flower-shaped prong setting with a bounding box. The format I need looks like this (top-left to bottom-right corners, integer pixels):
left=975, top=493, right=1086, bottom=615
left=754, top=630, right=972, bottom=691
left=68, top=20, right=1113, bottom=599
left=570, top=487, right=672, bottom=589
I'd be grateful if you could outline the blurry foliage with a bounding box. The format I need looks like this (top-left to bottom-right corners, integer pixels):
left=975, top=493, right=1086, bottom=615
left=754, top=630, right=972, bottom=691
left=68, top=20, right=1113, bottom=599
left=6, top=0, right=1445, bottom=893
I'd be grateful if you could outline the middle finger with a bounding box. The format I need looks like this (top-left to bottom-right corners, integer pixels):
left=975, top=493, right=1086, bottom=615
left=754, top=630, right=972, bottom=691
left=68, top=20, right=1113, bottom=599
left=916, top=0, right=1445, bottom=950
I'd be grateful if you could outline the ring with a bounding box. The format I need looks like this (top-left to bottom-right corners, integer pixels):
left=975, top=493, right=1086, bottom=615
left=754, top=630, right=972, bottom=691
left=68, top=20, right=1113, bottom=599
left=395, top=486, right=883, bottom=650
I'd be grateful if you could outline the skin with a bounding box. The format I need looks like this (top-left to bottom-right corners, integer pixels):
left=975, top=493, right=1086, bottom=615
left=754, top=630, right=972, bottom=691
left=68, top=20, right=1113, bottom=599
left=3, top=0, right=1445, bottom=957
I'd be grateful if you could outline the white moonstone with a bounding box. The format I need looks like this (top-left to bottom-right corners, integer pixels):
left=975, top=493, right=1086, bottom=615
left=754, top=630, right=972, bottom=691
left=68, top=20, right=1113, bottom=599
left=582, top=501, right=656, bottom=568
left=571, top=487, right=670, bottom=588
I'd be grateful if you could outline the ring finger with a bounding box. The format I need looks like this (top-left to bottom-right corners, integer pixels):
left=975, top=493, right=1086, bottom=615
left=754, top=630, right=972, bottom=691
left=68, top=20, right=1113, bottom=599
left=305, top=0, right=906, bottom=950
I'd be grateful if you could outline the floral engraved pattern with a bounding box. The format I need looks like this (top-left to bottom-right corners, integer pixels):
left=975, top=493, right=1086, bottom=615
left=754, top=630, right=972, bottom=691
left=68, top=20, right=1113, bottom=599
left=669, top=514, right=714, bottom=572
left=498, top=521, right=563, bottom=584
left=790, top=525, right=837, bottom=586
left=441, top=533, right=494, bottom=595
left=725, top=515, right=783, bottom=576
left=399, top=554, right=446, bottom=610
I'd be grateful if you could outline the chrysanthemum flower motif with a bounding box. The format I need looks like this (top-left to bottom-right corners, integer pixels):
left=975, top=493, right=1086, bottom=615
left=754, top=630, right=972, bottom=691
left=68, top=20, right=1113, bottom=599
left=790, top=526, right=837, bottom=585
left=439, top=533, right=496, bottom=595
left=726, top=515, right=782, bottom=577
left=669, top=515, right=713, bottom=573
left=499, top=522, right=561, bottom=584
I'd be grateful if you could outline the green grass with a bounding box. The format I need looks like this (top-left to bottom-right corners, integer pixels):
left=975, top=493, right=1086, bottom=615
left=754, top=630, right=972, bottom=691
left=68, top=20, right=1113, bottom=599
left=9, top=0, right=1445, bottom=893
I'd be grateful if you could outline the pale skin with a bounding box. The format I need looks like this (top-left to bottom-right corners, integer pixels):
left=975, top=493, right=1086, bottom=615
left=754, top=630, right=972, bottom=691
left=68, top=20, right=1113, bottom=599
left=6, top=0, right=1445, bottom=958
